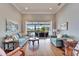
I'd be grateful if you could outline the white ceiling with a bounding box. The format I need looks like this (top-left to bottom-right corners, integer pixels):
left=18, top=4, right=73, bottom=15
left=12, top=3, right=65, bottom=14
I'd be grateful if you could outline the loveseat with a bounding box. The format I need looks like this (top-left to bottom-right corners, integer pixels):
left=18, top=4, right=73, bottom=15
left=50, top=36, right=64, bottom=47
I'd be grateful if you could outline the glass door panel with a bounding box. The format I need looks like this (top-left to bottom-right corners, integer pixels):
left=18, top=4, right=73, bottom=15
left=26, top=22, right=50, bottom=37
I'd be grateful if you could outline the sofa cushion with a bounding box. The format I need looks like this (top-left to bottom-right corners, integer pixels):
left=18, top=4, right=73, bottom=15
left=13, top=34, right=20, bottom=40
left=51, top=38, right=64, bottom=47
left=19, top=37, right=28, bottom=47
left=57, top=34, right=62, bottom=38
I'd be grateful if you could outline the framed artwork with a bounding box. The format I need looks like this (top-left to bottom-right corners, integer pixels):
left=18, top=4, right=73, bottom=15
left=5, top=19, right=18, bottom=33
left=60, top=21, right=68, bottom=30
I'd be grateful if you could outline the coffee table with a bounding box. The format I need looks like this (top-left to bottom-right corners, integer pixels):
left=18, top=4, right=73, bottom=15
left=29, top=37, right=39, bottom=46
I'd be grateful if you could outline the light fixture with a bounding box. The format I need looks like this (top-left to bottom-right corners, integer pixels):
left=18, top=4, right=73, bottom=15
left=25, top=7, right=28, bottom=10
left=49, top=8, right=52, bottom=10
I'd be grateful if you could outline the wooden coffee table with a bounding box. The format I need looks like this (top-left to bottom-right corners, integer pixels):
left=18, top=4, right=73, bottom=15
left=29, top=37, right=39, bottom=46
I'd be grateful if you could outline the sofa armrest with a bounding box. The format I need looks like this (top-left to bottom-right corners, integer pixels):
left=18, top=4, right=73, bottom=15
left=7, top=47, right=24, bottom=56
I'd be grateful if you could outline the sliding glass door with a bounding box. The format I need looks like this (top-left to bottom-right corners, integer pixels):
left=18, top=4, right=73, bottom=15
left=26, top=22, right=51, bottom=37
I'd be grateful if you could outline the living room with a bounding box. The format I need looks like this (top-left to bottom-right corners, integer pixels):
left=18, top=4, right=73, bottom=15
left=0, top=3, right=79, bottom=56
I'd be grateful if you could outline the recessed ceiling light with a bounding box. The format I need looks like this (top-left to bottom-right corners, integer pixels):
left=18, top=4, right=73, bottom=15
left=49, top=8, right=52, bottom=10
left=25, top=7, right=28, bottom=10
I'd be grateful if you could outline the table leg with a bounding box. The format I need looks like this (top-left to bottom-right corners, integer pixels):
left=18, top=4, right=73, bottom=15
left=29, top=40, right=31, bottom=44
left=32, top=41, right=34, bottom=46
left=4, top=43, right=5, bottom=50
left=38, top=40, right=39, bottom=44
left=8, top=43, right=9, bottom=50
left=13, top=43, right=14, bottom=50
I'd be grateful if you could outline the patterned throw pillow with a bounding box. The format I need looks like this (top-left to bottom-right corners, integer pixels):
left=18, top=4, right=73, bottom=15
left=73, top=42, right=79, bottom=56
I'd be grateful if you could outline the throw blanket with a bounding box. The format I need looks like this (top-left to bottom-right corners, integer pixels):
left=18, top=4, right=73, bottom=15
left=0, top=48, right=6, bottom=56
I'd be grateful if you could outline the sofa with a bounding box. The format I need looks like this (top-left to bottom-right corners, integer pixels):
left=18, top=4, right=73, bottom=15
left=3, top=33, right=29, bottom=51
left=13, top=33, right=29, bottom=48
left=50, top=37, right=64, bottom=47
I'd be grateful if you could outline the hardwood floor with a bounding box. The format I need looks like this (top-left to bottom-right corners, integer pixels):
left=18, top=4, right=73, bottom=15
left=23, top=38, right=64, bottom=56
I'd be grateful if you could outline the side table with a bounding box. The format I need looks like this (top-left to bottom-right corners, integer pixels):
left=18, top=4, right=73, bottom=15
left=3, top=41, right=19, bottom=51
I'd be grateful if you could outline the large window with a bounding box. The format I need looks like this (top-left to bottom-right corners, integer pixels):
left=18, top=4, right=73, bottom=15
left=26, top=22, right=52, bottom=37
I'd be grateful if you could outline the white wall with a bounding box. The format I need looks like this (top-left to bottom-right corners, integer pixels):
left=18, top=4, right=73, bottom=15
left=0, top=3, right=22, bottom=47
left=56, top=3, right=79, bottom=40
left=22, top=14, right=54, bottom=35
